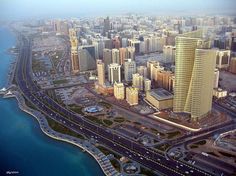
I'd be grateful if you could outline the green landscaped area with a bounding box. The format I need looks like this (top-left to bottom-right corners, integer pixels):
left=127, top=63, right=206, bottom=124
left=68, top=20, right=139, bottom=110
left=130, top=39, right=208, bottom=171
left=53, top=79, right=68, bottom=85
left=114, top=117, right=125, bottom=123
left=85, top=115, right=104, bottom=125
left=98, top=101, right=112, bottom=108
left=190, top=140, right=206, bottom=149
left=133, top=121, right=141, bottom=126
left=155, top=143, right=171, bottom=152
left=218, top=151, right=235, bottom=158
left=103, top=119, right=113, bottom=126
left=69, top=105, right=84, bottom=115
left=140, top=167, right=157, bottom=176
left=193, top=140, right=206, bottom=145
left=166, top=131, right=181, bottom=139
left=207, top=152, right=219, bottom=157
left=97, top=145, right=121, bottom=159
left=150, top=128, right=165, bottom=137
left=32, top=59, right=47, bottom=72
left=110, top=159, right=121, bottom=172
left=46, top=117, right=85, bottom=139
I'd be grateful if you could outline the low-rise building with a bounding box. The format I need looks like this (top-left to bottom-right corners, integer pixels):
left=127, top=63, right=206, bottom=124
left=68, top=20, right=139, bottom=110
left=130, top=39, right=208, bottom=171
left=213, top=88, right=227, bottom=98
left=146, top=88, right=173, bottom=110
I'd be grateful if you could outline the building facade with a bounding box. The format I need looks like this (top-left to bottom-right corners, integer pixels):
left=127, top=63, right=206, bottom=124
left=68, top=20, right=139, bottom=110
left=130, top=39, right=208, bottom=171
left=124, top=59, right=136, bottom=82
left=114, top=82, right=125, bottom=100
left=126, top=87, right=138, bottom=106
left=174, top=30, right=216, bottom=120
left=108, top=63, right=121, bottom=84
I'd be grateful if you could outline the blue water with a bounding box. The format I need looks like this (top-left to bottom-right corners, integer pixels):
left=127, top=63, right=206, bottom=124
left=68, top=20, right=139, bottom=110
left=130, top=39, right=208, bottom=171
left=0, top=26, right=104, bottom=176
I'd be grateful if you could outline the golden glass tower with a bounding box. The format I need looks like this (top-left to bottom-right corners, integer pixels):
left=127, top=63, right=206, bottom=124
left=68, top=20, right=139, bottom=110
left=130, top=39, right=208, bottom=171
left=174, top=30, right=216, bottom=120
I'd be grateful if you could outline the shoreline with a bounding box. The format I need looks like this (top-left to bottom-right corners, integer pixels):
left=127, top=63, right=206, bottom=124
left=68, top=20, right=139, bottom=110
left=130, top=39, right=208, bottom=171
left=2, top=27, right=120, bottom=176
left=3, top=89, right=121, bottom=176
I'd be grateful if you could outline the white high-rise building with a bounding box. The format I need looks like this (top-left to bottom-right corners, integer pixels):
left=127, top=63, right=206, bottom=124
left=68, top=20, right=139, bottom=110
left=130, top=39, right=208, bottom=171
left=108, top=63, right=121, bottom=84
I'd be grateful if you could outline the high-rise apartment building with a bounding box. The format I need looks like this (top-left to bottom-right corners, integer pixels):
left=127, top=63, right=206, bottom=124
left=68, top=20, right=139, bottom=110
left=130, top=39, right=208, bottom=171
left=215, top=50, right=231, bottom=69
left=137, top=66, right=148, bottom=78
left=112, top=49, right=120, bottom=64
left=108, top=63, right=121, bottom=84
left=155, top=71, right=174, bottom=91
left=78, top=45, right=96, bottom=71
left=70, top=35, right=79, bottom=73
left=103, top=49, right=112, bottom=70
left=97, top=60, right=105, bottom=86
left=126, top=87, right=138, bottom=106
left=114, top=82, right=125, bottom=100
left=124, top=59, right=136, bottom=82
left=229, top=57, right=236, bottom=74
left=147, top=61, right=164, bottom=81
left=163, top=45, right=176, bottom=63
left=174, top=30, right=217, bottom=120
left=119, top=48, right=128, bottom=65
left=103, top=16, right=110, bottom=36
left=127, top=47, right=135, bottom=60
left=144, top=79, right=151, bottom=92
left=132, top=73, right=144, bottom=90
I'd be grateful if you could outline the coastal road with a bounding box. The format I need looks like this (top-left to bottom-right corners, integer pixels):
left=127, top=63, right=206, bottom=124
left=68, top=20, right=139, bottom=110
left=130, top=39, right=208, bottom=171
left=15, top=36, right=213, bottom=176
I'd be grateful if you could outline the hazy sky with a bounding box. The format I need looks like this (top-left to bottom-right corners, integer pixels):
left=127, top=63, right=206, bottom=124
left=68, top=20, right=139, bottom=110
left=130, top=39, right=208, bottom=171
left=0, top=0, right=235, bottom=20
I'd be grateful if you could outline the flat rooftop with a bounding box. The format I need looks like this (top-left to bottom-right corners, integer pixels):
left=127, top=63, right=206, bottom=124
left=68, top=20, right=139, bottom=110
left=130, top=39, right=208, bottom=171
left=149, top=88, right=173, bottom=101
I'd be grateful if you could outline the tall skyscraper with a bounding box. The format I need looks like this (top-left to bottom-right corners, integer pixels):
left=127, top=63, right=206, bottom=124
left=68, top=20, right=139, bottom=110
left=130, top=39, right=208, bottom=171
left=103, top=16, right=110, bottom=36
left=114, top=82, right=125, bottom=100
left=103, top=49, right=112, bottom=70
left=174, top=30, right=217, bottom=120
left=108, top=63, right=121, bottom=84
left=70, top=34, right=79, bottom=73
left=78, top=45, right=96, bottom=71
left=112, top=49, right=120, bottom=64
left=119, top=48, right=128, bottom=65
left=124, top=59, right=136, bottom=82
left=97, top=60, right=105, bottom=86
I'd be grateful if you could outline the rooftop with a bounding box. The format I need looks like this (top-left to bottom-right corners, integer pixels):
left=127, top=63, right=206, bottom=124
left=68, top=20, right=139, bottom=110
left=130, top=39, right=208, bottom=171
left=149, top=88, right=173, bottom=101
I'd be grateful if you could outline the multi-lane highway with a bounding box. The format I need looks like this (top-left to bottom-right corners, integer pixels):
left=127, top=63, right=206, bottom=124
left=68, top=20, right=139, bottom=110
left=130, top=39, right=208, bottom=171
left=15, top=36, right=212, bottom=176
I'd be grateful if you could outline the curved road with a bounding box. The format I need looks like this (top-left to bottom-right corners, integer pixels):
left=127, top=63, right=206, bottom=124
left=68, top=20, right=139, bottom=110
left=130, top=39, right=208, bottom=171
left=15, top=36, right=212, bottom=176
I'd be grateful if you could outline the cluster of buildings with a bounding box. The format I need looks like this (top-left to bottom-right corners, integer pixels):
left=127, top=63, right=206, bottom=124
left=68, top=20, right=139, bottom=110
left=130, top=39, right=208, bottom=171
left=44, top=15, right=236, bottom=122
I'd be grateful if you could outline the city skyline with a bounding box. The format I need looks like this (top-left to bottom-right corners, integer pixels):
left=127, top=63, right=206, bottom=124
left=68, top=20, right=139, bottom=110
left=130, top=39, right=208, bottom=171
left=1, top=1, right=236, bottom=175
left=0, top=0, right=236, bottom=20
